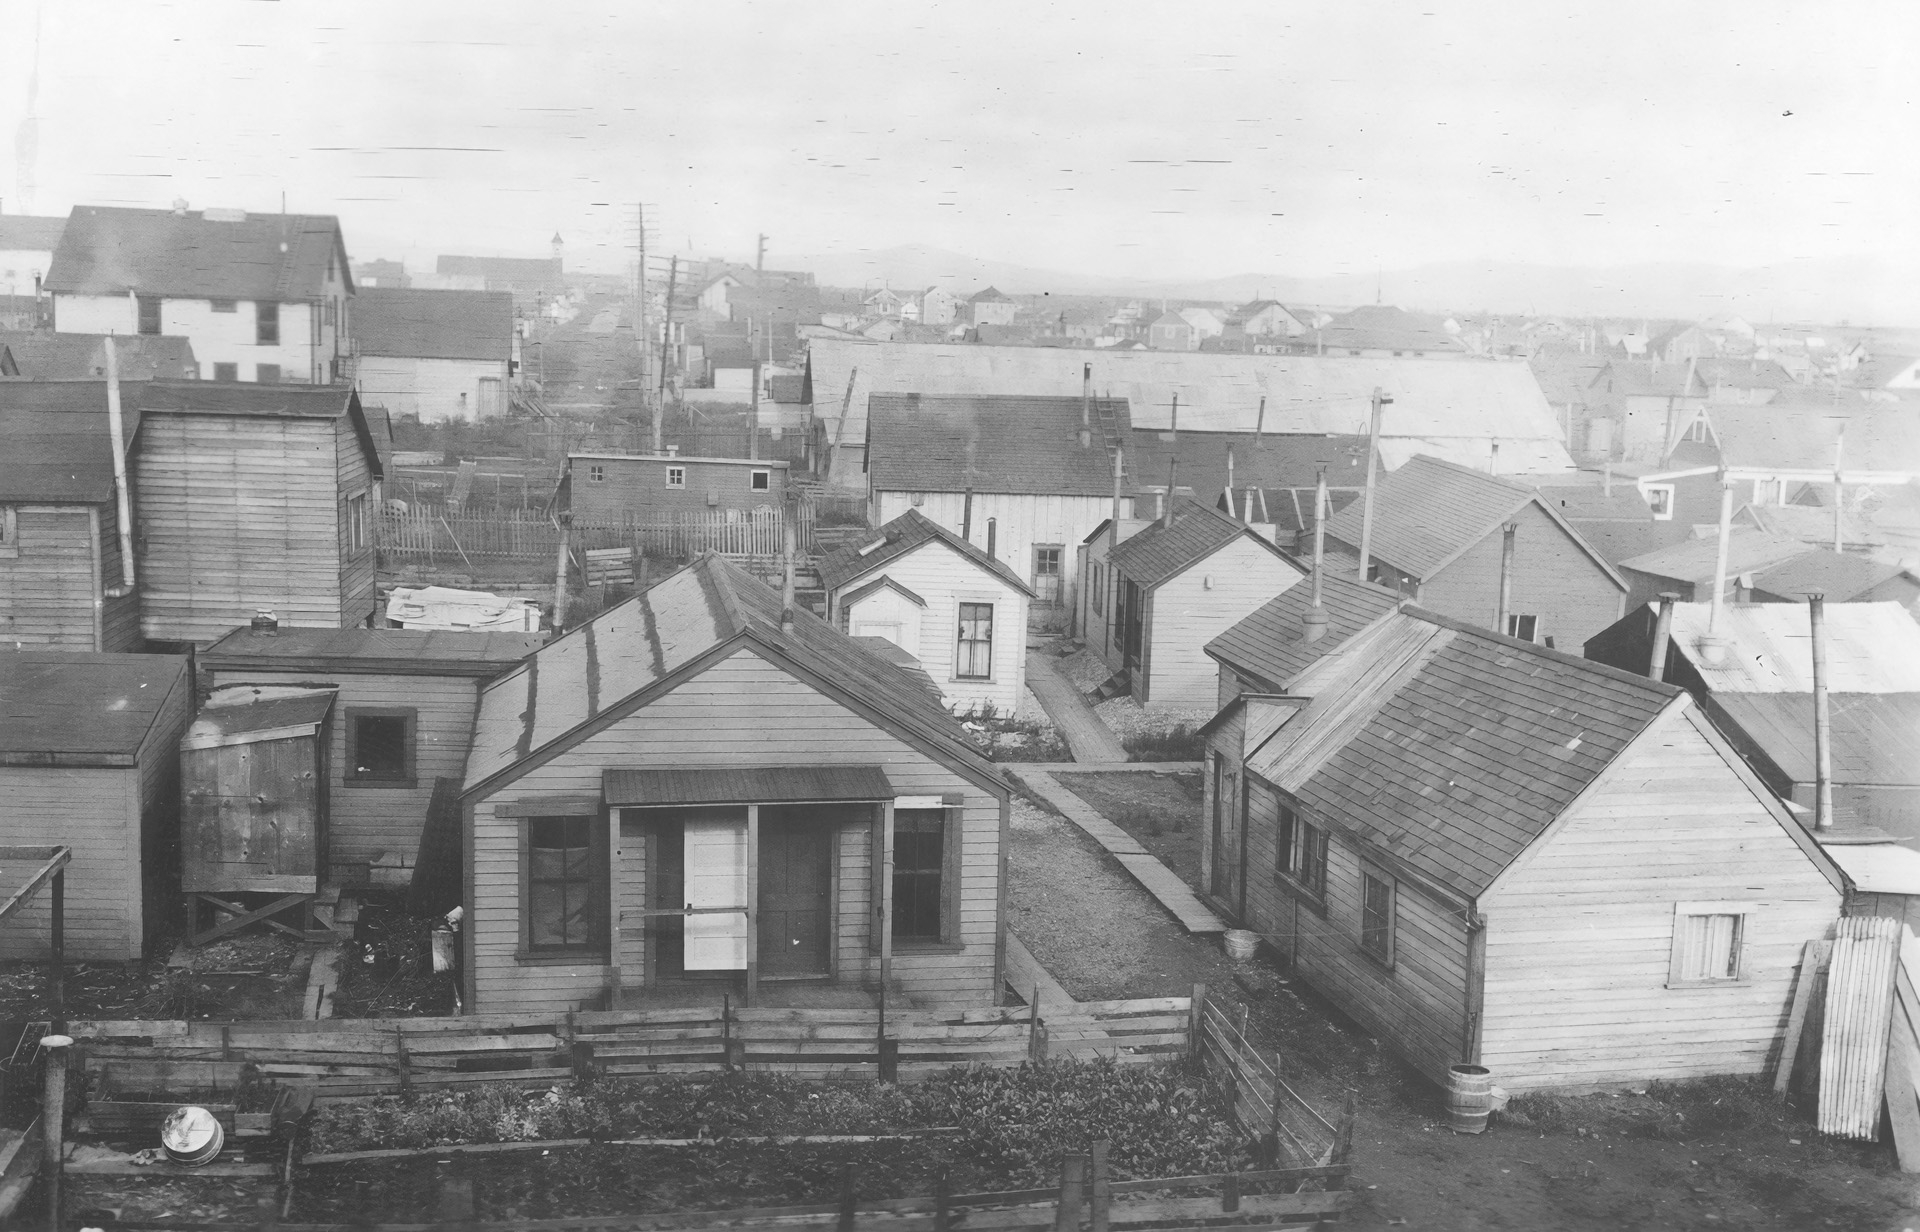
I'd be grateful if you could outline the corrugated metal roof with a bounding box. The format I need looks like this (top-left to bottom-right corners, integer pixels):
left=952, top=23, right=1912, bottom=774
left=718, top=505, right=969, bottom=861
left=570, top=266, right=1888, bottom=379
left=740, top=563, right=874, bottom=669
left=1666, top=601, right=1920, bottom=693
left=46, top=206, right=350, bottom=299
left=0, top=652, right=188, bottom=759
left=1707, top=692, right=1920, bottom=786
left=1320, top=454, right=1534, bottom=578
left=866, top=394, right=1130, bottom=497
left=1817, top=914, right=1902, bottom=1140
left=352, top=288, right=514, bottom=362
left=819, top=508, right=1033, bottom=595
left=0, top=380, right=144, bottom=502
left=1205, top=572, right=1404, bottom=689
left=201, top=627, right=546, bottom=674
left=1108, top=500, right=1294, bottom=589
left=604, top=765, right=895, bottom=807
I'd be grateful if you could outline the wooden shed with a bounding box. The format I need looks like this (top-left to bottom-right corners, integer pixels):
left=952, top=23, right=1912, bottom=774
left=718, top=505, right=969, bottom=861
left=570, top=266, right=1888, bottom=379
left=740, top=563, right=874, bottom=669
left=180, top=684, right=337, bottom=943
left=1201, top=607, right=1843, bottom=1092
left=0, top=652, right=192, bottom=959
left=200, top=625, right=544, bottom=882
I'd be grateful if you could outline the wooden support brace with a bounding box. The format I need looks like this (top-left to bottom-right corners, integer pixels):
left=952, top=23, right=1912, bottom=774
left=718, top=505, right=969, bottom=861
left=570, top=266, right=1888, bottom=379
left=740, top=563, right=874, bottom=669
left=1221, top=1172, right=1240, bottom=1213
left=189, top=894, right=314, bottom=946
left=1774, top=939, right=1822, bottom=1099
left=837, top=1165, right=858, bottom=1232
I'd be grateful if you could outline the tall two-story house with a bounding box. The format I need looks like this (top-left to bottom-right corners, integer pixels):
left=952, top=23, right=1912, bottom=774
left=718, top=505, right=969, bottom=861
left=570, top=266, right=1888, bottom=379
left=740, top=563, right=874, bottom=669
left=44, top=205, right=354, bottom=385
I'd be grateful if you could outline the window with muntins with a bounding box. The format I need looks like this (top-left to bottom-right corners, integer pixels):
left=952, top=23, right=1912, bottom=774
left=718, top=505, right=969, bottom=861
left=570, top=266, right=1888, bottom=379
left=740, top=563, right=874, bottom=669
left=588, top=464, right=605, bottom=482
left=956, top=602, right=993, bottom=679
left=528, top=816, right=599, bottom=952
left=892, top=809, right=946, bottom=941
left=1360, top=869, right=1395, bottom=964
left=1296, top=821, right=1328, bottom=900
left=666, top=467, right=686, bottom=488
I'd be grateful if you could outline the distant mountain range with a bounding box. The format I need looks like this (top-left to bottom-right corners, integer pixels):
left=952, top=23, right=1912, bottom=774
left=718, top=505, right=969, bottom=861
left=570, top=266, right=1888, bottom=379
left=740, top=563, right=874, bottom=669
left=791, top=243, right=1920, bottom=327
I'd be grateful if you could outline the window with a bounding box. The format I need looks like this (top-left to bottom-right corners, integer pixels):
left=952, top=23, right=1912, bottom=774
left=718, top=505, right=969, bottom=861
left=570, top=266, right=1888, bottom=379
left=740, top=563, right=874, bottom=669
left=256, top=301, right=280, bottom=346
left=1033, top=545, right=1063, bottom=604
left=137, top=295, right=162, bottom=336
left=345, top=709, right=414, bottom=785
left=1669, top=904, right=1749, bottom=986
left=212, top=362, right=238, bottom=382
left=893, top=809, right=946, bottom=941
left=0, top=506, right=16, bottom=556
left=256, top=363, right=281, bottom=384
left=666, top=466, right=686, bottom=488
left=324, top=298, right=336, bottom=326
left=1292, top=820, right=1328, bottom=902
left=1360, top=869, right=1395, bottom=965
left=588, top=464, right=605, bottom=483
left=750, top=469, right=771, bottom=492
left=346, top=491, right=369, bottom=551
left=1506, top=614, right=1539, bottom=642
left=1275, top=800, right=1298, bottom=875
left=527, top=816, right=600, bottom=953
left=1684, top=417, right=1709, bottom=443
left=1092, top=562, right=1106, bottom=615
left=956, top=602, right=993, bottom=680
left=1644, top=484, right=1674, bottom=521
left=210, top=298, right=237, bottom=313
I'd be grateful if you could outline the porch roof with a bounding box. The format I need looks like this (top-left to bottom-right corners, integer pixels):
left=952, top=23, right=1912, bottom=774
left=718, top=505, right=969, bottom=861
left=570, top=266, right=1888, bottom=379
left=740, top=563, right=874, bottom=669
left=603, top=765, right=896, bottom=808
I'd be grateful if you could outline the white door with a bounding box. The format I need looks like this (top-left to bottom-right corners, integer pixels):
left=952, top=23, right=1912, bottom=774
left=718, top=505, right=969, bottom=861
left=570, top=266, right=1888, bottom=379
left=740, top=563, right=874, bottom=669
left=682, top=817, right=748, bottom=970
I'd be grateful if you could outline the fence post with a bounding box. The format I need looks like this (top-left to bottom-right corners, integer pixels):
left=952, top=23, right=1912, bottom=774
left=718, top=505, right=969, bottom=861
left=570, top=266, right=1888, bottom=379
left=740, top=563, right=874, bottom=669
left=1333, top=1088, right=1358, bottom=1170
left=396, top=1028, right=411, bottom=1095
left=40, top=1034, right=71, bottom=1232
left=1262, top=1050, right=1284, bottom=1167
left=436, top=1175, right=476, bottom=1230
left=1053, top=1154, right=1086, bottom=1232
left=1088, top=1141, right=1110, bottom=1232
left=1188, top=983, right=1208, bottom=1067
left=837, top=1165, right=858, bottom=1232
left=934, top=1168, right=951, bottom=1232
left=1221, top=1173, right=1240, bottom=1214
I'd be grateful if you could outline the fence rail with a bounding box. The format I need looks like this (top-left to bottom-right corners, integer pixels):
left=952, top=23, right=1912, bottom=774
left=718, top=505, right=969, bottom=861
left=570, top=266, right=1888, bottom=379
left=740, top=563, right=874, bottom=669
left=1193, top=986, right=1351, bottom=1169
left=378, top=505, right=839, bottom=565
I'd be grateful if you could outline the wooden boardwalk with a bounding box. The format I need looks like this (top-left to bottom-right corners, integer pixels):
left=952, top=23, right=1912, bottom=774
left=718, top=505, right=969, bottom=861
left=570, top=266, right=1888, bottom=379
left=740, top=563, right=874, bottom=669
left=1004, top=929, right=1077, bottom=1011
left=1024, top=652, right=1129, bottom=763
left=1009, top=768, right=1228, bottom=935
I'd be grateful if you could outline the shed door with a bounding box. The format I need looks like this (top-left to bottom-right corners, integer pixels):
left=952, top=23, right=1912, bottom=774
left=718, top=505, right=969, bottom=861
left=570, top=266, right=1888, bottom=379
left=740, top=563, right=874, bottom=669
left=182, top=737, right=320, bottom=891
left=759, top=822, right=832, bottom=976
left=682, top=817, right=748, bottom=971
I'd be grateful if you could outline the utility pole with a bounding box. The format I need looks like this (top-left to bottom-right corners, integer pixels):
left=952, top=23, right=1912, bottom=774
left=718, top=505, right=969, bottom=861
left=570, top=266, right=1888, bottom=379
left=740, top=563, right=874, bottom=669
left=635, top=203, right=650, bottom=428
left=1356, top=388, right=1391, bottom=583
left=655, top=256, right=679, bottom=454
left=756, top=233, right=768, bottom=272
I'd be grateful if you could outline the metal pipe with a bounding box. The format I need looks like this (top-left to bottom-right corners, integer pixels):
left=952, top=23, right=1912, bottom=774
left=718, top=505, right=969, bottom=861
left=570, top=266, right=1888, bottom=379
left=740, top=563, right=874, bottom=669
left=1648, top=592, right=1678, bottom=681
left=1080, top=362, right=1092, bottom=447
left=1225, top=445, right=1236, bottom=520
left=1497, top=522, right=1517, bottom=636
left=1356, top=388, right=1390, bottom=582
left=103, top=337, right=137, bottom=597
left=781, top=517, right=796, bottom=635
left=1809, top=592, right=1833, bottom=832
left=1304, top=464, right=1329, bottom=642
left=1709, top=471, right=1734, bottom=633
left=1111, top=447, right=1124, bottom=531
left=551, top=515, right=570, bottom=631
left=1254, top=396, right=1266, bottom=445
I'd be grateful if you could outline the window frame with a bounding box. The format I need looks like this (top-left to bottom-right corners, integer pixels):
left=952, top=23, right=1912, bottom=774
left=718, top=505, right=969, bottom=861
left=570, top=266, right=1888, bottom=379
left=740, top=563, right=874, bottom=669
left=666, top=466, right=686, bottom=489
left=136, top=294, right=162, bottom=336
left=256, top=301, right=280, bottom=346
left=1505, top=614, right=1539, bottom=642
left=256, top=363, right=282, bottom=384
left=345, top=490, right=369, bottom=553
left=0, top=505, right=17, bottom=559
left=955, top=600, right=995, bottom=681
left=1667, top=901, right=1752, bottom=988
left=749, top=469, right=771, bottom=492
left=1091, top=561, right=1106, bottom=615
left=891, top=804, right=960, bottom=946
left=342, top=706, right=417, bottom=788
left=1643, top=484, right=1675, bottom=521
left=1275, top=797, right=1298, bottom=877
left=1359, top=866, right=1396, bottom=968
left=212, top=362, right=239, bottom=383
left=588, top=464, right=606, bottom=483
left=520, top=813, right=609, bottom=960
left=1276, top=799, right=1329, bottom=911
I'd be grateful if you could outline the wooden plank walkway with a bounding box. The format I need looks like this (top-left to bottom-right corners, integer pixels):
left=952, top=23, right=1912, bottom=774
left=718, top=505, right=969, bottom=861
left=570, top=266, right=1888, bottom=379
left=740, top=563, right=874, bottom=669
left=1009, top=768, right=1227, bottom=935
left=1004, top=930, right=1076, bottom=1012
left=1024, top=652, right=1129, bottom=763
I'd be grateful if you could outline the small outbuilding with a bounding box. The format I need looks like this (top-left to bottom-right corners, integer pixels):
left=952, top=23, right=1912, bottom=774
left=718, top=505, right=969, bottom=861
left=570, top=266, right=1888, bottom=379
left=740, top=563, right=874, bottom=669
left=0, top=652, right=192, bottom=959
left=558, top=452, right=788, bottom=523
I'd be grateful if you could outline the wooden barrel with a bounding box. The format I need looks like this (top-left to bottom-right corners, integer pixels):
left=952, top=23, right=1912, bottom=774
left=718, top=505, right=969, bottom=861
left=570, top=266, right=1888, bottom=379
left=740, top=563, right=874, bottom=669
left=1446, top=1064, right=1492, bottom=1134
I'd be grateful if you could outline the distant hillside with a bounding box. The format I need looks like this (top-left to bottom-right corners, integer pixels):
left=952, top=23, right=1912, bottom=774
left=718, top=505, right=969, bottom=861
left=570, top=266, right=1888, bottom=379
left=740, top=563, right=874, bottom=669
left=789, top=244, right=1920, bottom=327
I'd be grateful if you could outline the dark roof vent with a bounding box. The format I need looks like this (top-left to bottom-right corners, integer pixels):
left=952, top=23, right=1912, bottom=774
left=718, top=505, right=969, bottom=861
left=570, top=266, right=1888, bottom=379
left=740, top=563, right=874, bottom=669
left=250, top=610, right=279, bottom=634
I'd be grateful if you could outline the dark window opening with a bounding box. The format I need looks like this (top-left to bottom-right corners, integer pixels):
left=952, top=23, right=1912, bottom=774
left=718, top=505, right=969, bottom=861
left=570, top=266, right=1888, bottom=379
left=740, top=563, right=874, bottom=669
left=1361, top=870, right=1394, bottom=963
left=529, top=816, right=597, bottom=951
left=750, top=470, right=771, bottom=491
left=1506, top=614, right=1539, bottom=642
left=256, top=301, right=280, bottom=346
left=892, top=809, right=945, bottom=940
left=347, top=711, right=413, bottom=783
left=256, top=363, right=281, bottom=384
left=1297, top=821, right=1328, bottom=900
left=210, top=298, right=237, bottom=313
left=212, top=363, right=238, bottom=382
left=137, top=295, right=161, bottom=335
left=1276, top=801, right=1298, bottom=875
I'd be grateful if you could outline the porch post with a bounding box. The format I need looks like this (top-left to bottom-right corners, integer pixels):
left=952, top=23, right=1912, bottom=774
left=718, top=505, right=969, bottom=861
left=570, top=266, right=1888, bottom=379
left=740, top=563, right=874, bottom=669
left=606, top=807, right=623, bottom=1004
left=744, top=804, right=759, bottom=1007
left=878, top=800, right=895, bottom=995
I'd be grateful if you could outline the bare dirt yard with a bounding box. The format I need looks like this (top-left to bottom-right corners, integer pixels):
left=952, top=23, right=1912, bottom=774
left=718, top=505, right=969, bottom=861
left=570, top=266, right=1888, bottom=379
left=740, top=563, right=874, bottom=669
left=0, top=931, right=312, bottom=1026
left=1009, top=776, right=1919, bottom=1232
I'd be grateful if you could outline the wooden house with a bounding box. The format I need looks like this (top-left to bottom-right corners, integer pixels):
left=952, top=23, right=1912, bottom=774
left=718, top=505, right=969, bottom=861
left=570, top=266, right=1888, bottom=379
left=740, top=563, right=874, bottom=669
left=458, top=554, right=1011, bottom=1014
left=1124, top=431, right=1371, bottom=541
left=132, top=382, right=384, bottom=647
left=820, top=509, right=1034, bottom=717
left=1586, top=599, right=1920, bottom=846
left=1200, top=608, right=1844, bottom=1092
left=0, top=652, right=192, bottom=959
left=865, top=393, right=1134, bottom=620
left=1321, top=454, right=1628, bottom=651
left=0, top=381, right=144, bottom=651
left=1615, top=530, right=1808, bottom=608
left=350, top=288, right=514, bottom=422
left=558, top=453, right=788, bottom=522
left=1080, top=501, right=1304, bottom=710
left=1203, top=571, right=1403, bottom=709
left=199, top=625, right=545, bottom=883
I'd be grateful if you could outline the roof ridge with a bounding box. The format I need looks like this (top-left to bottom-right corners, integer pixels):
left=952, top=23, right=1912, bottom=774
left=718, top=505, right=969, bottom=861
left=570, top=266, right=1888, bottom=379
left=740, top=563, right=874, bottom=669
left=700, top=554, right=752, bottom=635
left=1402, top=603, right=1682, bottom=696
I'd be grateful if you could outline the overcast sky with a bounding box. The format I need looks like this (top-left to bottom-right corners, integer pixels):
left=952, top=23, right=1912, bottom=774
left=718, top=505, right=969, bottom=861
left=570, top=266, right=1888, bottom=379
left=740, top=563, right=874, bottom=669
left=4, top=1, right=1914, bottom=283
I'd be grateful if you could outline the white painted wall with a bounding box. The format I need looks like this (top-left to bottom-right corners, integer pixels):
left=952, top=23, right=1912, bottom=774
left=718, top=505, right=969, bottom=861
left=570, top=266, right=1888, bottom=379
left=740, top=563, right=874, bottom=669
left=356, top=355, right=510, bottom=422
left=0, top=248, right=54, bottom=297
left=1145, top=535, right=1304, bottom=711
left=874, top=490, right=1132, bottom=618
left=55, top=292, right=341, bottom=382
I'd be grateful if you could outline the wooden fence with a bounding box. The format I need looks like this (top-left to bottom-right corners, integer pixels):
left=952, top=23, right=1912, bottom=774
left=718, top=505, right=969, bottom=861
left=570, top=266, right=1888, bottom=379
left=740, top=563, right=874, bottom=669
left=1193, top=986, right=1351, bottom=1170
left=379, top=506, right=840, bottom=565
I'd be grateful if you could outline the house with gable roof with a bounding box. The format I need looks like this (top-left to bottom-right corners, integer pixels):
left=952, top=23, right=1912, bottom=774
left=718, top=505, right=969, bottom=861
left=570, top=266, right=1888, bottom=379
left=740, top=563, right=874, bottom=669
left=968, top=286, right=1016, bottom=328
left=0, top=214, right=66, bottom=299
left=1224, top=300, right=1311, bottom=341
left=1204, top=571, right=1404, bottom=709
left=457, top=554, right=1011, bottom=1013
left=1202, top=606, right=1844, bottom=1090
left=1320, top=455, right=1628, bottom=651
left=350, top=287, right=515, bottom=422
left=46, top=204, right=354, bottom=384
left=820, top=509, right=1034, bottom=717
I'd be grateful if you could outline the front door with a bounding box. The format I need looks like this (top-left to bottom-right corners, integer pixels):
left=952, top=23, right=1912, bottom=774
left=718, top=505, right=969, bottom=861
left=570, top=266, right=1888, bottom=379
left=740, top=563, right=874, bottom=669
left=759, top=821, right=832, bottom=976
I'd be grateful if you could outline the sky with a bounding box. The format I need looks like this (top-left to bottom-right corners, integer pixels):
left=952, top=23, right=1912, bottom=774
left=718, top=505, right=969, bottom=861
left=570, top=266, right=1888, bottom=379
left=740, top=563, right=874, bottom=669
left=3, top=0, right=1915, bottom=285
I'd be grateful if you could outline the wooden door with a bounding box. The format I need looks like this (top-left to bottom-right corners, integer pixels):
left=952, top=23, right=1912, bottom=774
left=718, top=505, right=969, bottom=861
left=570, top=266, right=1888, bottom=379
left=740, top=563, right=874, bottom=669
left=759, top=823, right=831, bottom=976
left=1209, top=754, right=1231, bottom=901
left=1122, top=581, right=1145, bottom=677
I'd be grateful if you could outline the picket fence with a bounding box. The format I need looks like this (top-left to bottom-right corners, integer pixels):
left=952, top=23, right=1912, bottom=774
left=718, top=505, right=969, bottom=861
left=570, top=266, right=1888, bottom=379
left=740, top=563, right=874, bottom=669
left=378, top=506, right=827, bottom=564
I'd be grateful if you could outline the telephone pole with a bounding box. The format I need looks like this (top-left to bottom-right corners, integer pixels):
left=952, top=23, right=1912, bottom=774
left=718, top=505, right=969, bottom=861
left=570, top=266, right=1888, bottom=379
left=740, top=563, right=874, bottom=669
left=756, top=233, right=768, bottom=272
left=635, top=204, right=650, bottom=421
left=654, top=256, right=679, bottom=455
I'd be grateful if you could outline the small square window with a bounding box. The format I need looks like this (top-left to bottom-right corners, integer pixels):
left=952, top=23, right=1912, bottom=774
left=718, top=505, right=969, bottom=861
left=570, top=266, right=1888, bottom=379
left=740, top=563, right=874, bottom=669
left=210, top=298, right=237, bottom=313
left=666, top=467, right=686, bottom=488
left=1644, top=485, right=1674, bottom=521
left=212, top=362, right=238, bottom=382
left=1668, top=903, right=1750, bottom=987
left=346, top=709, right=415, bottom=785
left=1506, top=614, right=1539, bottom=642
left=750, top=469, right=771, bottom=492
left=256, top=363, right=281, bottom=384
left=588, top=464, right=605, bottom=482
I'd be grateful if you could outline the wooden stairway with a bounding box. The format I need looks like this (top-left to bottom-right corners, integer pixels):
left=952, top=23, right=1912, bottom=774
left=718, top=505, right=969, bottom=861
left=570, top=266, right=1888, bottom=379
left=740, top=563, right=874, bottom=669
left=1089, top=669, right=1131, bottom=702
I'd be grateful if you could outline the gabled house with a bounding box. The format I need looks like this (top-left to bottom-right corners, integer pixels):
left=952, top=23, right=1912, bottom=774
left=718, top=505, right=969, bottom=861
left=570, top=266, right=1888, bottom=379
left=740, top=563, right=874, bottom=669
left=0, top=330, right=197, bottom=381
left=1148, top=311, right=1195, bottom=351
left=820, top=509, right=1034, bottom=717
left=350, top=288, right=515, bottom=422
left=1225, top=300, right=1311, bottom=340
left=969, top=287, right=1016, bottom=328
left=132, top=382, right=385, bottom=646
left=864, top=287, right=906, bottom=319
left=1202, top=607, right=1844, bottom=1091
left=1313, top=305, right=1466, bottom=358
left=1081, top=501, right=1305, bottom=710
left=1124, top=430, right=1372, bottom=540
left=1615, top=530, right=1810, bottom=608
left=1320, top=455, right=1628, bottom=650
left=865, top=393, right=1133, bottom=615
left=917, top=287, right=959, bottom=327
left=46, top=205, right=354, bottom=384
left=0, top=214, right=66, bottom=299
left=1203, top=571, right=1403, bottom=708
left=457, top=554, right=1011, bottom=1013
left=1178, top=307, right=1225, bottom=343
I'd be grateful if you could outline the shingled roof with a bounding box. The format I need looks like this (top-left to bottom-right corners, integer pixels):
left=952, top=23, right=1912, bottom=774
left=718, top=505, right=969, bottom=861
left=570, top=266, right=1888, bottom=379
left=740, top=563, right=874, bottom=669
left=866, top=394, right=1130, bottom=497
left=1204, top=572, right=1404, bottom=690
left=0, top=380, right=145, bottom=501
left=45, top=206, right=351, bottom=300
left=0, top=215, right=67, bottom=253
left=465, top=554, right=1000, bottom=796
left=351, top=288, right=514, bottom=362
left=0, top=330, right=197, bottom=381
left=0, top=652, right=189, bottom=761
left=1108, top=500, right=1295, bottom=589
left=819, top=508, right=1033, bottom=595
left=1245, top=609, right=1681, bottom=898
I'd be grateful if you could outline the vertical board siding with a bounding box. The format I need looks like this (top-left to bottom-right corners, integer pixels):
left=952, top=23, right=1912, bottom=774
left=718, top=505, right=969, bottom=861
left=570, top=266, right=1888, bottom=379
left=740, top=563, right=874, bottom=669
left=1478, top=714, right=1842, bottom=1091
left=133, top=666, right=192, bottom=953
left=876, top=491, right=1110, bottom=615
left=1410, top=502, right=1625, bottom=652
left=99, top=501, right=142, bottom=652
left=0, top=506, right=102, bottom=649
left=134, top=414, right=348, bottom=643
left=335, top=416, right=377, bottom=629
left=470, top=648, right=1001, bottom=1013
left=0, top=768, right=141, bottom=960
left=1144, top=539, right=1301, bottom=710
left=204, top=668, right=479, bottom=870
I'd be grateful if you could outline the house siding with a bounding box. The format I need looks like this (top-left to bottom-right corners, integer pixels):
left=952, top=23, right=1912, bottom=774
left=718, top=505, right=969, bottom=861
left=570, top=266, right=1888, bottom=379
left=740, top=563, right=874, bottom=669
left=876, top=490, right=1116, bottom=617
left=335, top=416, right=378, bottom=630
left=1142, top=537, right=1301, bottom=710
left=54, top=294, right=337, bottom=384
left=467, top=647, right=1003, bottom=1014
left=134, top=413, right=347, bottom=644
left=0, top=506, right=102, bottom=649
left=570, top=457, right=787, bottom=521
left=356, top=355, right=510, bottom=423
left=1478, top=708, right=1841, bottom=1092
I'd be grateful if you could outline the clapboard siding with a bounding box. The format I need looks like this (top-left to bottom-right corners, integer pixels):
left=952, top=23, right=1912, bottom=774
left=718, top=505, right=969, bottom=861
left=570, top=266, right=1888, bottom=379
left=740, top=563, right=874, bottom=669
left=1142, top=537, right=1300, bottom=710
left=469, top=647, right=1003, bottom=1013
left=202, top=667, right=478, bottom=871
left=0, top=505, right=101, bottom=649
left=1478, top=708, right=1841, bottom=1092
left=134, top=413, right=348, bottom=644
left=99, top=501, right=141, bottom=651
left=876, top=490, right=1107, bottom=615
left=335, top=415, right=378, bottom=629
